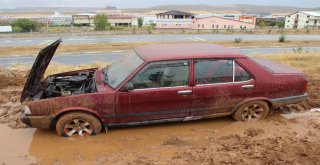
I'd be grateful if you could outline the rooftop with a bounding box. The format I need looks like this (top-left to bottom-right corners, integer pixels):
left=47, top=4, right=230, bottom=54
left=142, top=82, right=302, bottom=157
left=301, top=11, right=320, bottom=17
left=134, top=44, right=245, bottom=62
left=156, top=10, right=194, bottom=16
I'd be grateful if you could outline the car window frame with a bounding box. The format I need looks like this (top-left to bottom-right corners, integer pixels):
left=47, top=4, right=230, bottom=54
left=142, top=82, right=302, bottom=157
left=194, top=58, right=254, bottom=86
left=127, top=59, right=192, bottom=91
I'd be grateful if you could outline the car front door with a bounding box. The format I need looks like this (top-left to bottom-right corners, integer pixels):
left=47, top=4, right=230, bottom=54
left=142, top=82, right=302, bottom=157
left=115, top=60, right=192, bottom=123
left=191, top=59, right=255, bottom=116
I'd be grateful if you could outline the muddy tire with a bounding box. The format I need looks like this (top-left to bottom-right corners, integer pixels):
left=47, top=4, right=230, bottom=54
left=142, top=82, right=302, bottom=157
left=232, top=101, right=269, bottom=121
left=56, top=112, right=102, bottom=137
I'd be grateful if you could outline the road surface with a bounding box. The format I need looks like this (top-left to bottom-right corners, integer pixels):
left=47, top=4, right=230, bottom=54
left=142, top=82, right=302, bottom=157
left=0, top=34, right=319, bottom=47
left=0, top=46, right=319, bottom=67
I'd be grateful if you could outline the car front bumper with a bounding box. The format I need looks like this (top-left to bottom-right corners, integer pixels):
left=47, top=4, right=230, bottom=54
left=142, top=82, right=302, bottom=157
left=21, top=115, right=56, bottom=129
left=270, top=93, right=308, bottom=107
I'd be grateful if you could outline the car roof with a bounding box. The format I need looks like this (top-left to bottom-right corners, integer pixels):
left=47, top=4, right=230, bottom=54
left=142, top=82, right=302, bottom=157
left=134, top=43, right=246, bottom=62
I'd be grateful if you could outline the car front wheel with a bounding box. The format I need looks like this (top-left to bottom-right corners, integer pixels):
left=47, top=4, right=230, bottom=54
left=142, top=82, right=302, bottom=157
left=56, top=112, right=102, bottom=137
left=232, top=101, right=269, bottom=121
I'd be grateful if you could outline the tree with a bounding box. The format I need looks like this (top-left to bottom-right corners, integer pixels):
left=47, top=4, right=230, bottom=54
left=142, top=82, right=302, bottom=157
left=276, top=21, right=285, bottom=28
left=11, top=18, right=41, bottom=32
left=258, top=20, right=266, bottom=28
left=94, top=14, right=108, bottom=31
left=137, top=18, right=143, bottom=27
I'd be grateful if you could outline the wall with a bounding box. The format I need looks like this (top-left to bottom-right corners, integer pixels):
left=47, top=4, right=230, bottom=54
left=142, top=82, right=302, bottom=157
left=192, top=17, right=255, bottom=30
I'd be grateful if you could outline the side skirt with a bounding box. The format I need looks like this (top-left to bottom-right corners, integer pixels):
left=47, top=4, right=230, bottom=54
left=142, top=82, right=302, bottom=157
left=105, top=112, right=232, bottom=128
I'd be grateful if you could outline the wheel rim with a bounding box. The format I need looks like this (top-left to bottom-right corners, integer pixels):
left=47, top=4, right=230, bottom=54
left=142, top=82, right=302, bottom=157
left=241, top=104, right=264, bottom=121
left=63, top=119, right=93, bottom=137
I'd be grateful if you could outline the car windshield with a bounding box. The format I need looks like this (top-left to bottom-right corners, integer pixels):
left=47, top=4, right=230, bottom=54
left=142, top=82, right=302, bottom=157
left=103, top=51, right=144, bottom=89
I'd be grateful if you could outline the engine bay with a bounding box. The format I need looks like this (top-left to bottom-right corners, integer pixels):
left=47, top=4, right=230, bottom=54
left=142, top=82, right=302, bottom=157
left=38, top=70, right=97, bottom=99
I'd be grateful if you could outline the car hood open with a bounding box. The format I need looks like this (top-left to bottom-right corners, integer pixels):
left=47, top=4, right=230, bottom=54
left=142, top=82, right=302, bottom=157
left=20, top=39, right=62, bottom=102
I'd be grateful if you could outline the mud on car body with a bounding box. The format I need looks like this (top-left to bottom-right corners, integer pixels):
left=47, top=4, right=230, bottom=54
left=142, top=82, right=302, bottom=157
left=21, top=40, right=308, bottom=137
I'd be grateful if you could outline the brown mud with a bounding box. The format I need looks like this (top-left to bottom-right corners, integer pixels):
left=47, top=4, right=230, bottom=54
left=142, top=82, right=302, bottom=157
left=0, top=55, right=320, bottom=164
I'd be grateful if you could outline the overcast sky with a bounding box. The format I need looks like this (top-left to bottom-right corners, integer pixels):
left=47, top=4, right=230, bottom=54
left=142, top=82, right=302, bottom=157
left=0, top=0, right=319, bottom=9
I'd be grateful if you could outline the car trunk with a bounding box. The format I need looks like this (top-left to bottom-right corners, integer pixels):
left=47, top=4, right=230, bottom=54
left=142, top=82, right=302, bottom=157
left=253, top=58, right=304, bottom=74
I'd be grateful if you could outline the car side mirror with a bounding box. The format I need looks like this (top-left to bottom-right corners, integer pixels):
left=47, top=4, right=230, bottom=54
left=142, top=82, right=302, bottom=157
left=120, top=82, right=134, bottom=92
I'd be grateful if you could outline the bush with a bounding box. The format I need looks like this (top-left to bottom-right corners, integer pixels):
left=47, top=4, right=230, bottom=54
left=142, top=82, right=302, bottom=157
left=268, top=29, right=272, bottom=34
left=94, top=14, right=108, bottom=31
left=234, top=37, right=243, bottom=43
left=137, top=18, right=143, bottom=27
left=212, top=29, right=219, bottom=33
left=12, top=26, right=22, bottom=33
left=279, top=35, right=286, bottom=42
left=292, top=47, right=303, bottom=53
left=306, top=29, right=310, bottom=33
left=11, top=18, right=41, bottom=32
left=147, top=26, right=152, bottom=34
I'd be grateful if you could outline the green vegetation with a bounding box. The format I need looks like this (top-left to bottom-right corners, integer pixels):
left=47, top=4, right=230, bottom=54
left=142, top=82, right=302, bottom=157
left=234, top=37, right=243, bottom=43
left=212, top=29, right=219, bottom=33
left=94, top=14, right=108, bottom=31
left=276, top=21, right=285, bottom=28
left=11, top=18, right=41, bottom=32
left=258, top=20, right=266, bottom=28
left=137, top=18, right=143, bottom=27
left=279, top=34, right=286, bottom=42
left=147, top=26, right=152, bottom=34
left=12, top=26, right=22, bottom=33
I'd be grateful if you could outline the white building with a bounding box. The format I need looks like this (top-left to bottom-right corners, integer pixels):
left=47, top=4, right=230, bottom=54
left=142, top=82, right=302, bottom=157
left=0, top=26, right=12, bottom=33
left=131, top=15, right=157, bottom=26
left=285, top=11, right=320, bottom=29
left=47, top=12, right=72, bottom=26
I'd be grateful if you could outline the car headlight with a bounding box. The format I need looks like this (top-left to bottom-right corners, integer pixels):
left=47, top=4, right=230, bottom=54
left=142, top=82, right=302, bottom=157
left=23, top=105, right=32, bottom=115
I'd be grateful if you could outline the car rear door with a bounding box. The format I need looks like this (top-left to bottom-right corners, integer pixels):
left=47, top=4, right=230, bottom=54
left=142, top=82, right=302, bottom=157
left=115, top=60, right=193, bottom=123
left=191, top=59, right=256, bottom=116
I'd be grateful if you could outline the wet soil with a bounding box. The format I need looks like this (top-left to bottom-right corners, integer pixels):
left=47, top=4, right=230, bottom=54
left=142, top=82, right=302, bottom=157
left=1, top=112, right=320, bottom=165
left=0, top=68, right=320, bottom=164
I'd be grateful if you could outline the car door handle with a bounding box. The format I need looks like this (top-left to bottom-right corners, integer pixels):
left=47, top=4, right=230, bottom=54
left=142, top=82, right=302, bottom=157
left=177, top=90, right=192, bottom=95
left=241, top=85, right=254, bottom=90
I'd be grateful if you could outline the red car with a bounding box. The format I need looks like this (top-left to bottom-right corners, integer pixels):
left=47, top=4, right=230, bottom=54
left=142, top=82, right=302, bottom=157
left=20, top=39, right=308, bottom=137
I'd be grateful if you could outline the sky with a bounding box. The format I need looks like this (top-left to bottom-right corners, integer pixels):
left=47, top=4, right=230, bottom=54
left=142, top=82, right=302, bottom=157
left=0, top=0, right=319, bottom=9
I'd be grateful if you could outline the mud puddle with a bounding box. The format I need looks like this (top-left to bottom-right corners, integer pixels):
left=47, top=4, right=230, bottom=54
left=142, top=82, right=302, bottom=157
left=1, top=112, right=320, bottom=164
left=0, top=124, right=36, bottom=164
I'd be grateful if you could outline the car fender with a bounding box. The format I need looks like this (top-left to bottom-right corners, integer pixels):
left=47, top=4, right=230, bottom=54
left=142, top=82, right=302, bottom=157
left=55, top=106, right=103, bottom=122
left=231, top=97, right=272, bottom=114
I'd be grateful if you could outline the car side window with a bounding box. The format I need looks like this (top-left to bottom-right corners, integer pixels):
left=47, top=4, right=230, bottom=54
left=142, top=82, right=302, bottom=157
left=234, top=63, right=252, bottom=82
left=195, top=59, right=252, bottom=85
left=195, top=59, right=233, bottom=84
left=130, top=60, right=189, bottom=89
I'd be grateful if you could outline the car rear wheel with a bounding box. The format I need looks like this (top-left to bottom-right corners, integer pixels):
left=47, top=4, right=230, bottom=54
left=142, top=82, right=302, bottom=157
left=233, top=101, right=269, bottom=121
left=56, top=112, right=102, bottom=137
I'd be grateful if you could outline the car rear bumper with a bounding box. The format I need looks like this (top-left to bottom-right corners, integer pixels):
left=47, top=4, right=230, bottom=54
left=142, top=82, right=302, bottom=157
left=270, top=93, right=308, bottom=107
left=21, top=115, right=55, bottom=129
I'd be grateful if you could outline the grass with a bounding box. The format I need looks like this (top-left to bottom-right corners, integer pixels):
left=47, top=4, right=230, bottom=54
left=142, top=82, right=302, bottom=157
left=0, top=40, right=320, bottom=57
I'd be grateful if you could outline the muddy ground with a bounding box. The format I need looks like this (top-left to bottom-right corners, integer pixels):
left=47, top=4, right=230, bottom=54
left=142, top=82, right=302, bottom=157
left=0, top=66, right=320, bottom=164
